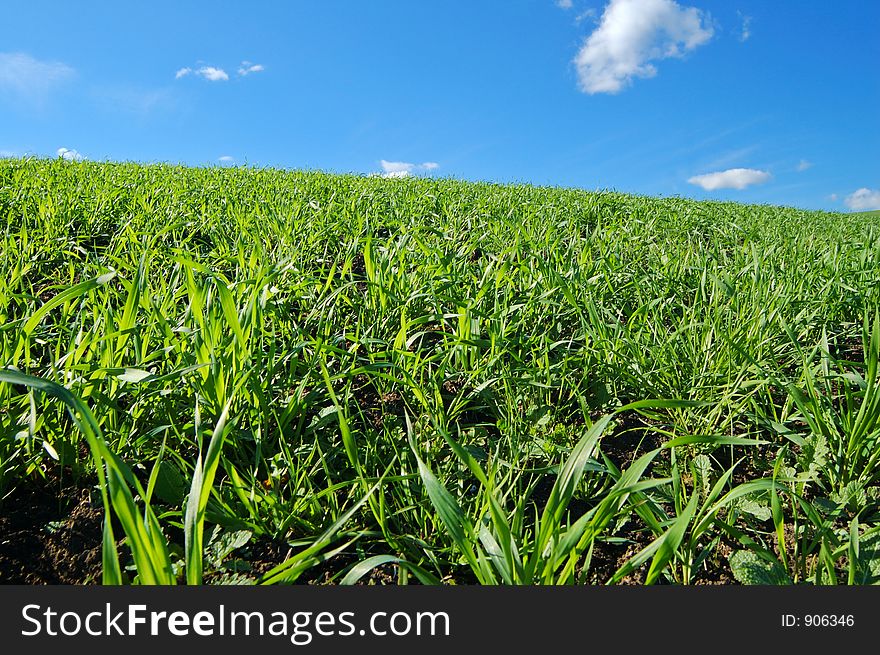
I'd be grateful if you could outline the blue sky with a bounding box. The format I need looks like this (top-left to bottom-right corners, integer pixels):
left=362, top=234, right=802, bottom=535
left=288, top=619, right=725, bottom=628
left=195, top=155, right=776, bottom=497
left=1, top=0, right=878, bottom=211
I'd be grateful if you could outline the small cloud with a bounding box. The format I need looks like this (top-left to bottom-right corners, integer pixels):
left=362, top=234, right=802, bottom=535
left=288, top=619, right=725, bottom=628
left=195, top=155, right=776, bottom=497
left=380, top=160, right=414, bottom=175
left=796, top=159, right=812, bottom=172
left=844, top=188, right=880, bottom=211
left=0, top=51, right=75, bottom=105
left=237, top=61, right=265, bottom=76
left=178, top=62, right=265, bottom=81
left=0, top=149, right=17, bottom=158
left=197, top=66, right=229, bottom=82
left=575, top=8, right=598, bottom=23
left=828, top=193, right=839, bottom=202
left=688, top=168, right=771, bottom=191
left=175, top=65, right=229, bottom=82
left=738, top=12, right=752, bottom=42
left=556, top=0, right=574, bottom=9
left=218, top=155, right=235, bottom=164
left=573, top=0, right=714, bottom=94
left=379, top=160, right=439, bottom=177
left=56, top=147, right=84, bottom=162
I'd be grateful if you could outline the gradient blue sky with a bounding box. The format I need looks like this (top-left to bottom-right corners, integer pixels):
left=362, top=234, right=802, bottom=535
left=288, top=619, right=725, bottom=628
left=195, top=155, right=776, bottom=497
left=1, top=0, right=877, bottom=211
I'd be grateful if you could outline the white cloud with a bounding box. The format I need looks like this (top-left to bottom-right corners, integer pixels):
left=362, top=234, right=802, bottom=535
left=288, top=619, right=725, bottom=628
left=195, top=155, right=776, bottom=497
left=237, top=61, right=265, bottom=76
left=688, top=168, right=771, bottom=191
left=0, top=52, right=74, bottom=104
left=0, top=150, right=17, bottom=158
left=575, top=8, right=598, bottom=23
left=796, top=159, right=812, bottom=172
left=556, top=0, right=574, bottom=9
left=844, top=188, right=880, bottom=211
left=197, top=66, right=229, bottom=81
left=828, top=193, right=839, bottom=202
left=175, top=65, right=229, bottom=81
left=218, top=155, right=235, bottom=164
left=379, top=160, right=439, bottom=177
left=380, top=160, right=414, bottom=175
left=178, top=61, right=265, bottom=81
left=738, top=12, right=752, bottom=42
left=573, top=0, right=713, bottom=94
left=56, top=147, right=84, bottom=162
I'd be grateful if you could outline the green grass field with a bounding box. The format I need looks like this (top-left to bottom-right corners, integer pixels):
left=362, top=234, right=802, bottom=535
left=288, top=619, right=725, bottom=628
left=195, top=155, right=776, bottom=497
left=2, top=157, right=880, bottom=585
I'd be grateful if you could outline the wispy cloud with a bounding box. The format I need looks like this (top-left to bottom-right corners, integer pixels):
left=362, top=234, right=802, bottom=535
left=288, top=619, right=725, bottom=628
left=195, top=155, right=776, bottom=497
left=738, top=12, right=752, bottom=42
left=379, top=160, right=440, bottom=178
left=573, top=0, right=713, bottom=94
left=237, top=61, right=265, bottom=77
left=0, top=52, right=74, bottom=104
left=688, top=168, right=771, bottom=191
left=95, top=86, right=177, bottom=116
left=796, top=159, right=813, bottom=172
left=0, top=150, right=18, bottom=158
left=556, top=0, right=574, bottom=9
left=175, top=65, right=229, bottom=82
left=844, top=188, right=880, bottom=211
left=218, top=155, right=235, bottom=164
left=56, top=147, right=84, bottom=161
left=700, top=145, right=760, bottom=172
left=575, top=8, right=598, bottom=23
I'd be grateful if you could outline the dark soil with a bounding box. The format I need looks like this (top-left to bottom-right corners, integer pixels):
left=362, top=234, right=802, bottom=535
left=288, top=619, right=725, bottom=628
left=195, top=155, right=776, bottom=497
left=692, top=538, right=736, bottom=585
left=829, top=333, right=864, bottom=365
left=0, top=481, right=104, bottom=584
left=586, top=522, right=654, bottom=584
left=599, top=411, right=665, bottom=470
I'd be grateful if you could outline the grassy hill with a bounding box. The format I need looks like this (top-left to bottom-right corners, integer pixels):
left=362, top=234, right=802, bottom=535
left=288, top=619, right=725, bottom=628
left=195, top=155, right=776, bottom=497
left=2, top=158, right=880, bottom=585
